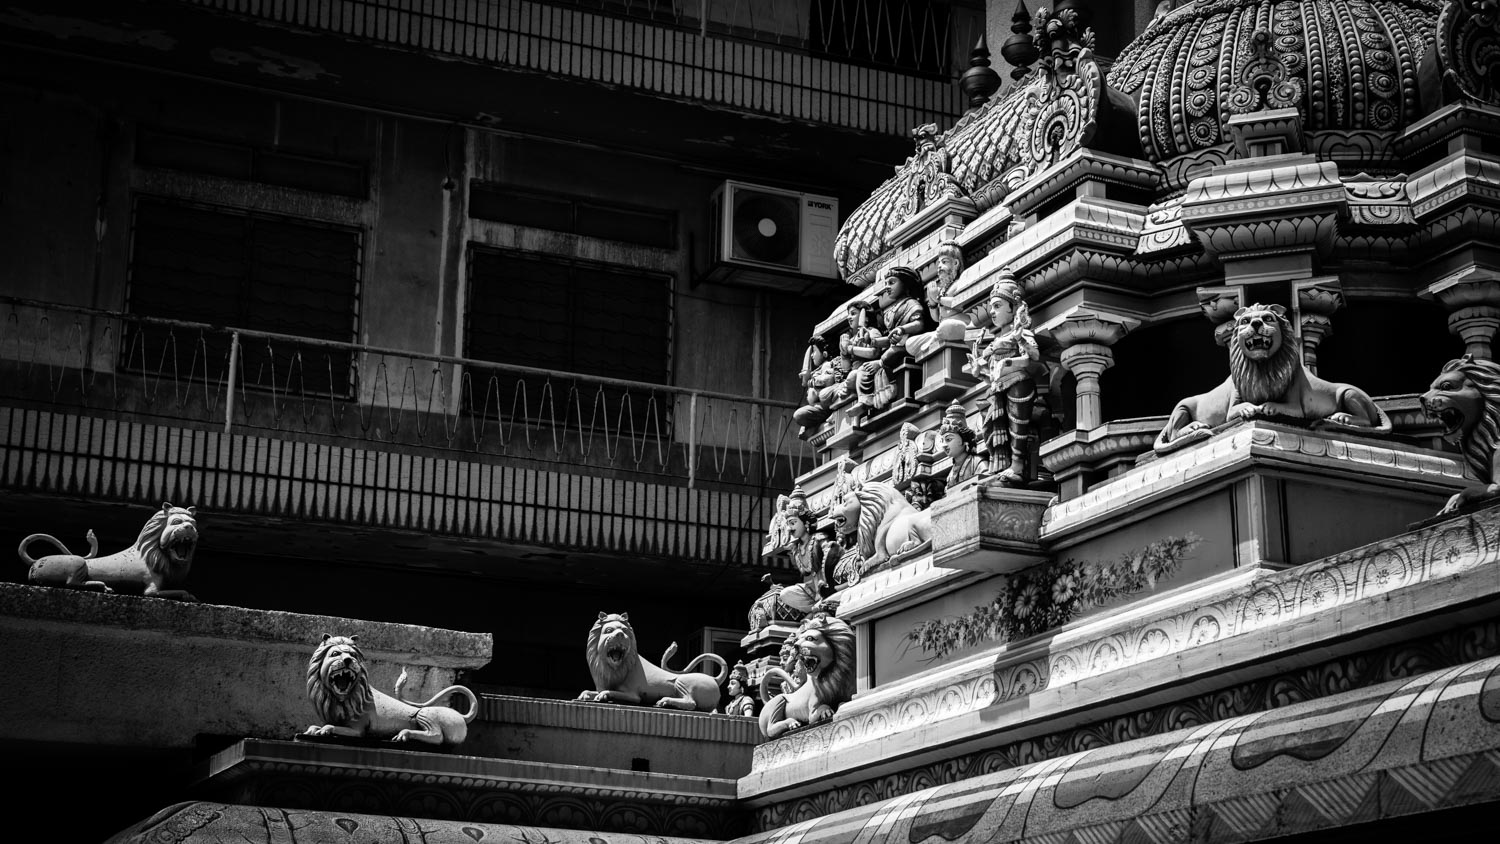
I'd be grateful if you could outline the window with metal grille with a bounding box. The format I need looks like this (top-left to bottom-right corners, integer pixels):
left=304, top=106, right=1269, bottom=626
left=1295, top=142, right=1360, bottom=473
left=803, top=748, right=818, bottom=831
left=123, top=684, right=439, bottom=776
left=465, top=247, right=673, bottom=435
left=125, top=198, right=362, bottom=398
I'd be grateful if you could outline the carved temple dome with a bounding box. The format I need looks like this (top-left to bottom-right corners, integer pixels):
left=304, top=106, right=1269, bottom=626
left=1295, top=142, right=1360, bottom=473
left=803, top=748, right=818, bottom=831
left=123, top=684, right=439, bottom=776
left=1109, top=0, right=1441, bottom=163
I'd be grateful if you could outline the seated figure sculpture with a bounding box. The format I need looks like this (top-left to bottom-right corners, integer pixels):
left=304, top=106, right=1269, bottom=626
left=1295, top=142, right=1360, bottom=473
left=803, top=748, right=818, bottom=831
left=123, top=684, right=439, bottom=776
left=838, top=300, right=887, bottom=415
left=793, top=334, right=851, bottom=437
left=1155, top=303, right=1391, bottom=454
left=905, top=239, right=972, bottom=360
left=1422, top=354, right=1500, bottom=515
left=772, top=487, right=840, bottom=616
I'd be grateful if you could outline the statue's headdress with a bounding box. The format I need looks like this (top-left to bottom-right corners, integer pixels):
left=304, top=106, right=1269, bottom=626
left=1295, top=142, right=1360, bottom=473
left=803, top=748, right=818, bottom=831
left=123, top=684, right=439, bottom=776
left=939, top=401, right=977, bottom=446
left=729, top=661, right=750, bottom=685
left=882, top=265, right=921, bottom=299
left=779, top=486, right=812, bottom=523
left=989, top=269, right=1023, bottom=305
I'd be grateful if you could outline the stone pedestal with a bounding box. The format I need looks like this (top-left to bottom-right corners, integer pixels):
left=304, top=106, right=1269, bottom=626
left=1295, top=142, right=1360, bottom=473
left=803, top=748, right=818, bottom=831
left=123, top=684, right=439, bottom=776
left=1040, top=420, right=1469, bottom=570
left=928, top=482, right=1052, bottom=574
left=914, top=341, right=979, bottom=404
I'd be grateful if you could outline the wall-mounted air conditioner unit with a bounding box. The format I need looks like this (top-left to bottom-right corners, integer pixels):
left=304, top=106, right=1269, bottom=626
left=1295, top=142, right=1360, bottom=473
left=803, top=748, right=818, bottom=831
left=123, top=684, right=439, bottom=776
left=700, top=181, right=839, bottom=293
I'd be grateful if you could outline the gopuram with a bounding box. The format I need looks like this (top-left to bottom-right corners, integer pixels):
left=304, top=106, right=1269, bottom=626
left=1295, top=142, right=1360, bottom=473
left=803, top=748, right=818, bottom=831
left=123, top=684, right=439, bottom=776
left=4, top=1, right=1500, bottom=842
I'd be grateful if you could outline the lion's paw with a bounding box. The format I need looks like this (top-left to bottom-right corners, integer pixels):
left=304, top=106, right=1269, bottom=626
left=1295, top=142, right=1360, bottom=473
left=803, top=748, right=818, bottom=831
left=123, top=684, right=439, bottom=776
left=1323, top=412, right=1357, bottom=427
left=1228, top=403, right=1262, bottom=422
left=392, top=730, right=411, bottom=742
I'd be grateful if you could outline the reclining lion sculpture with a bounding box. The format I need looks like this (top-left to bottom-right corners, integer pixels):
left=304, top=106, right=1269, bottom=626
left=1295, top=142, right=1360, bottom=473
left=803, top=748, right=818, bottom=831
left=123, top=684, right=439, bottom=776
left=1422, top=354, right=1500, bottom=516
left=578, top=612, right=728, bottom=710
left=1155, top=304, right=1390, bottom=454
left=758, top=615, right=857, bottom=738
left=303, top=634, right=478, bottom=747
left=19, top=503, right=200, bottom=600
left=830, top=480, right=932, bottom=572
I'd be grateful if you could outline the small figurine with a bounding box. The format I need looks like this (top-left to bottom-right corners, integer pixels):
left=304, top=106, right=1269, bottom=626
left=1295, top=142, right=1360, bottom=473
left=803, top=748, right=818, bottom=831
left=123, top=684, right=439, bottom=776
left=906, top=240, right=973, bottom=359
left=774, top=487, right=841, bottom=615
left=721, top=662, right=758, bottom=717
left=19, top=503, right=200, bottom=600
left=939, top=401, right=981, bottom=488
left=1422, top=354, right=1500, bottom=515
left=579, top=612, right=728, bottom=710
left=304, top=634, right=479, bottom=746
left=793, top=335, right=851, bottom=437
left=967, top=271, right=1041, bottom=486
left=839, top=300, right=888, bottom=414
left=758, top=615, right=857, bottom=738
left=1155, top=303, right=1392, bottom=454
left=875, top=264, right=933, bottom=370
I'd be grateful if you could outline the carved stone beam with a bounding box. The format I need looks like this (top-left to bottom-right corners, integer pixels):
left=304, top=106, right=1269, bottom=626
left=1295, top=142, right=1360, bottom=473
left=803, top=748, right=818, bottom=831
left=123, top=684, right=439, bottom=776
left=1426, top=270, right=1500, bottom=360
left=1039, top=308, right=1141, bottom=431
left=1197, top=285, right=1247, bottom=347
left=1294, top=277, right=1343, bottom=374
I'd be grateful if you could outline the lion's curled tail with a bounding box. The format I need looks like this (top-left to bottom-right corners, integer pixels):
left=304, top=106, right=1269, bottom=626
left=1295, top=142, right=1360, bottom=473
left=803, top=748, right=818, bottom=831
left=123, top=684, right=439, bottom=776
left=660, top=644, right=730, bottom=684
left=18, top=531, right=97, bottom=566
left=393, top=668, right=479, bottom=723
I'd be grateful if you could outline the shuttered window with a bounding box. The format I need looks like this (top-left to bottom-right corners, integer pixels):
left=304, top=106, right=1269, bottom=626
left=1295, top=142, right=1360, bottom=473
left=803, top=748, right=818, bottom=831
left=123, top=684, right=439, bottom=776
left=125, top=198, right=362, bottom=397
left=465, top=248, right=672, bottom=431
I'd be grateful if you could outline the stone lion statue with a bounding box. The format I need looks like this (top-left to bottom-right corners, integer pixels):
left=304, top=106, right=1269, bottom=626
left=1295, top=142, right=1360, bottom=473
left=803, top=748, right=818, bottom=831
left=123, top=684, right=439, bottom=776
left=578, top=612, right=728, bottom=710
left=1155, top=304, right=1391, bottom=454
left=1422, top=354, right=1500, bottom=515
left=758, top=615, right=857, bottom=738
left=831, top=480, right=933, bottom=571
left=303, top=634, right=478, bottom=746
left=19, top=503, right=200, bottom=600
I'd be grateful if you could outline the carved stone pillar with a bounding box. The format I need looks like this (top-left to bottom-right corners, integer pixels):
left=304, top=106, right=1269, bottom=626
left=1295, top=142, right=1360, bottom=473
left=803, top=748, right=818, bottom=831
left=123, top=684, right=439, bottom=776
left=1295, top=278, right=1343, bottom=374
left=1427, top=273, right=1500, bottom=360
left=1041, top=309, right=1140, bottom=431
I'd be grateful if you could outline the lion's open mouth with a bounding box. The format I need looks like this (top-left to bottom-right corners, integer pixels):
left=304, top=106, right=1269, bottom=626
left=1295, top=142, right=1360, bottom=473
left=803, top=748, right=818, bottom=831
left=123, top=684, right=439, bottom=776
left=1432, top=405, right=1465, bottom=439
left=1242, top=333, right=1274, bottom=353
left=162, top=529, right=197, bottom=563
left=605, top=645, right=626, bottom=665
left=329, top=667, right=356, bottom=696
left=800, top=651, right=820, bottom=675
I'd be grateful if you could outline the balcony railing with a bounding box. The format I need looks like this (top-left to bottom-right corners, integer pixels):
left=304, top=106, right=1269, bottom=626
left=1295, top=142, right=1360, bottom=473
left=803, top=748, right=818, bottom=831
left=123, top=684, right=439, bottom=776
left=0, top=297, right=811, bottom=488
left=181, top=0, right=975, bottom=134
left=0, top=297, right=808, bottom=566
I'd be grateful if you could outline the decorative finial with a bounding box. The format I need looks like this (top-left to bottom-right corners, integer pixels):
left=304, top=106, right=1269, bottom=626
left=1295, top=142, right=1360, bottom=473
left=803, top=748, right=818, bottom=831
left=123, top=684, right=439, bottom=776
left=1225, top=29, right=1302, bottom=115
left=1001, top=0, right=1039, bottom=81
left=960, top=32, right=1002, bottom=108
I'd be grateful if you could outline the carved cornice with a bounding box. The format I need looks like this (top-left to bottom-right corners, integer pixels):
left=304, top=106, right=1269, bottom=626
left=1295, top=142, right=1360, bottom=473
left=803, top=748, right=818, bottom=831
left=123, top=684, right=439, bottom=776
left=1004, top=149, right=1160, bottom=219
left=1180, top=156, right=1346, bottom=261
left=479, top=695, right=762, bottom=743
left=1406, top=152, right=1500, bottom=219
left=743, top=504, right=1500, bottom=801
left=1039, top=417, right=1164, bottom=477
left=1344, top=173, right=1415, bottom=227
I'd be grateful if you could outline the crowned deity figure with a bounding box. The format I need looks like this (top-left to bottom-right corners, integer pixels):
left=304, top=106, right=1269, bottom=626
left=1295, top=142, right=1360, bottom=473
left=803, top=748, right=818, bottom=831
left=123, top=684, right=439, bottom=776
left=939, top=400, right=981, bottom=488
left=841, top=266, right=930, bottom=414
left=721, top=661, right=757, bottom=717
left=793, top=334, right=851, bottom=437
left=966, top=271, right=1040, bottom=486
left=772, top=487, right=840, bottom=614
left=906, top=240, right=972, bottom=360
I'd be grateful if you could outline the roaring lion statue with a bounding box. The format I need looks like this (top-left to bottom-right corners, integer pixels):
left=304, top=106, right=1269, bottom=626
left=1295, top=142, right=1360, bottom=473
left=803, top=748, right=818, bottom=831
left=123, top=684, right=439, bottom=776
left=303, top=634, right=478, bottom=746
left=578, top=612, right=728, bottom=710
left=831, top=480, right=932, bottom=570
left=1155, top=304, right=1391, bottom=454
left=19, top=503, right=200, bottom=600
left=758, top=615, right=857, bottom=738
left=1422, top=354, right=1500, bottom=515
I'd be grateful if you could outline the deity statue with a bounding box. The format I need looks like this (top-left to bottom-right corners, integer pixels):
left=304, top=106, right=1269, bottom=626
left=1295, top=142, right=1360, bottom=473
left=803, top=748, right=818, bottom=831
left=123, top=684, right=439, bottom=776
left=842, top=266, right=930, bottom=414
left=721, top=661, right=757, bottom=717
left=793, top=334, right=851, bottom=437
left=906, top=240, right=973, bottom=359
left=939, top=401, right=981, bottom=488
left=966, top=270, right=1041, bottom=486
left=838, top=300, right=888, bottom=414
left=773, top=487, right=840, bottom=614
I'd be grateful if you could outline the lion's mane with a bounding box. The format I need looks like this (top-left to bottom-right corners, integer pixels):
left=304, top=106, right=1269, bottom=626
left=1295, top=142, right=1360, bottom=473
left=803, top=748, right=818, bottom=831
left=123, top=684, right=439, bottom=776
left=856, top=482, right=906, bottom=560
left=307, top=635, right=372, bottom=727
left=136, top=505, right=197, bottom=576
left=1441, top=356, right=1500, bottom=481
left=1229, top=307, right=1302, bottom=406
left=805, top=615, right=857, bottom=709
left=586, top=613, right=638, bottom=690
